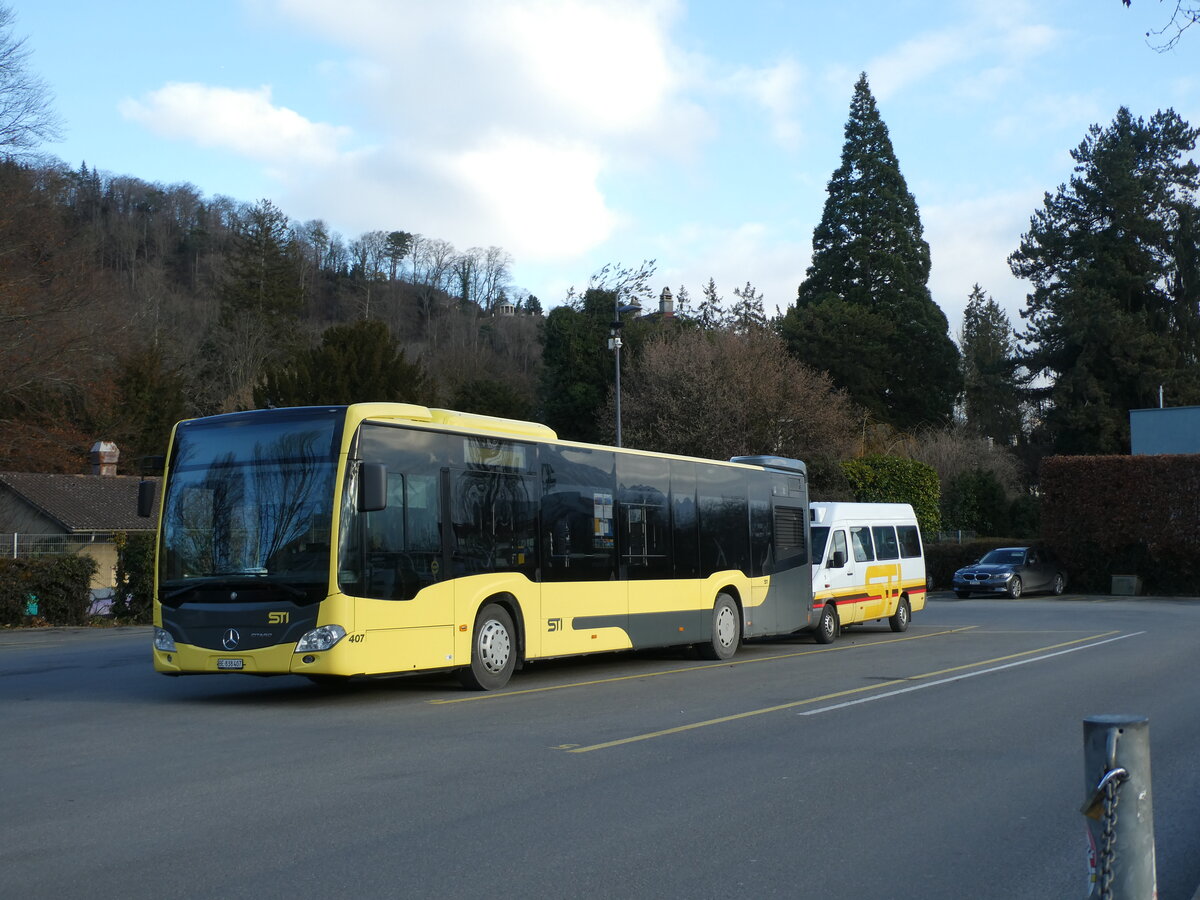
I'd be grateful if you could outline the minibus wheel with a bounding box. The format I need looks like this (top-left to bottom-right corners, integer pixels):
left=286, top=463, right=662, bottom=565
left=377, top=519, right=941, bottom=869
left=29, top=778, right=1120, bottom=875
left=889, top=597, right=910, bottom=633
left=813, top=603, right=838, bottom=644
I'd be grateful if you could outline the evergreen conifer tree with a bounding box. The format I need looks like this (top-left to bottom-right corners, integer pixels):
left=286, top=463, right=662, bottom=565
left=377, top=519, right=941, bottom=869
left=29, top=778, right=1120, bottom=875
left=729, top=281, right=767, bottom=332
left=696, top=277, right=724, bottom=329
left=254, top=319, right=431, bottom=407
left=781, top=72, right=961, bottom=429
left=959, top=284, right=1022, bottom=444
left=1009, top=106, right=1200, bottom=453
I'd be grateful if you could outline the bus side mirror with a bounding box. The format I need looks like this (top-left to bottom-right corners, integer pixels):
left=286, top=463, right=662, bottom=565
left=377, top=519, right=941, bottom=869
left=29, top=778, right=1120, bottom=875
left=359, top=463, right=387, bottom=512
left=137, top=480, right=156, bottom=518
left=829, top=550, right=846, bottom=569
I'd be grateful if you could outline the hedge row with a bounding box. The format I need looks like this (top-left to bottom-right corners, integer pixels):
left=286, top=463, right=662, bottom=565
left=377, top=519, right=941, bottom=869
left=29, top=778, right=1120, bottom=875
left=0, top=555, right=98, bottom=627
left=1041, top=454, right=1200, bottom=593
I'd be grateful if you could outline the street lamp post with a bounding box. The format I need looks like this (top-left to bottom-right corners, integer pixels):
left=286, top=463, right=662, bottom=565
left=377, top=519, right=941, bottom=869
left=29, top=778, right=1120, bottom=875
left=609, top=296, right=642, bottom=447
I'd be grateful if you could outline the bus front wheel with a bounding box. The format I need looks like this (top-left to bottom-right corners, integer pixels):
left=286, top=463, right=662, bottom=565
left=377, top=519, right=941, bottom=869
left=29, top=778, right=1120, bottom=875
left=889, top=597, right=910, bottom=633
left=697, top=593, right=740, bottom=661
left=458, top=603, right=517, bottom=691
left=814, top=603, right=838, bottom=644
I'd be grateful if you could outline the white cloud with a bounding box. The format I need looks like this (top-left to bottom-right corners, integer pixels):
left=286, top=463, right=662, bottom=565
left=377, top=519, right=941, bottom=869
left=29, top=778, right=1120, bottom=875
left=122, top=1, right=707, bottom=264
left=923, top=189, right=1041, bottom=334
left=727, top=59, right=806, bottom=145
left=652, top=221, right=811, bottom=318
left=867, top=1, right=1063, bottom=104
left=119, top=83, right=350, bottom=166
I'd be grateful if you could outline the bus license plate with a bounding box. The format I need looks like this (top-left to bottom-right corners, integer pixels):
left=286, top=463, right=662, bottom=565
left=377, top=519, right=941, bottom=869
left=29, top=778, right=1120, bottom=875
left=216, top=658, right=244, bottom=670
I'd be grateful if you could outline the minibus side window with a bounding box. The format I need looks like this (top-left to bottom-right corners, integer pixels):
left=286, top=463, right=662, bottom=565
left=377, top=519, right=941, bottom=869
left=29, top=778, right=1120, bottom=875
left=872, top=526, right=899, bottom=560
left=850, top=526, right=874, bottom=562
left=897, top=525, right=922, bottom=558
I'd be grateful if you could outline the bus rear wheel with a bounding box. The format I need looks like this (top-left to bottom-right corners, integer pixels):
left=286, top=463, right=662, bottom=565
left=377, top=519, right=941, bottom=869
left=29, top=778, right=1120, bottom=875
left=697, top=593, right=740, bottom=661
left=889, top=597, right=910, bottom=633
left=458, top=603, right=517, bottom=691
left=814, top=603, right=838, bottom=644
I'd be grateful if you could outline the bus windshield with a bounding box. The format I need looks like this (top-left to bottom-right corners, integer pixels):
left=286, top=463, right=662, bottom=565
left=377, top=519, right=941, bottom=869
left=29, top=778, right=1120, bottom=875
left=159, top=408, right=344, bottom=586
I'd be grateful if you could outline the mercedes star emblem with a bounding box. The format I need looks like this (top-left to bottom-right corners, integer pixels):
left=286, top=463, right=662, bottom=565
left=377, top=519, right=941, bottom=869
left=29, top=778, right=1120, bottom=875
left=222, top=628, right=240, bottom=650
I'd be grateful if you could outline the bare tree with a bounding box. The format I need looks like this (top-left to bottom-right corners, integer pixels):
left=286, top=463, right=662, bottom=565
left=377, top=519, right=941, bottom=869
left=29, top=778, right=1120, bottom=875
left=908, top=425, right=1022, bottom=497
left=349, top=229, right=388, bottom=318
left=481, top=245, right=513, bottom=312
left=1122, top=0, right=1200, bottom=49
left=611, top=328, right=859, bottom=466
left=0, top=4, right=62, bottom=156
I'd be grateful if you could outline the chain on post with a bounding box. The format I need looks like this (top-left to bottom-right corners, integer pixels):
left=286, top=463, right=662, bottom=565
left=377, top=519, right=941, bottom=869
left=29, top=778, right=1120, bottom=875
left=1098, top=775, right=1119, bottom=899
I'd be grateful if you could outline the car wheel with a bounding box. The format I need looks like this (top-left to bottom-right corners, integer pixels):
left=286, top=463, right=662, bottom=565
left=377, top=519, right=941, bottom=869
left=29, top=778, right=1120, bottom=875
left=1052, top=573, right=1066, bottom=595
left=1007, top=576, right=1023, bottom=599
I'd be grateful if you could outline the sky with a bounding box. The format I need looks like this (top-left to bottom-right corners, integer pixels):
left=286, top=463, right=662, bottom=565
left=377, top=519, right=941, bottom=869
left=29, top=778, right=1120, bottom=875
left=11, top=0, right=1200, bottom=334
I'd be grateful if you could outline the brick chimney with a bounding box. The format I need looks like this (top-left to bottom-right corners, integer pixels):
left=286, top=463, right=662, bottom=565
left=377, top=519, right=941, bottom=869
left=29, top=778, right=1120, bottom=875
left=90, top=441, right=119, bottom=476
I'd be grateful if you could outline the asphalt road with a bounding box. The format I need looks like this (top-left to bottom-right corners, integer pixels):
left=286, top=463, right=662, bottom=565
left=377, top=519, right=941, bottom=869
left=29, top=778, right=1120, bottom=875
left=2, top=594, right=1198, bottom=899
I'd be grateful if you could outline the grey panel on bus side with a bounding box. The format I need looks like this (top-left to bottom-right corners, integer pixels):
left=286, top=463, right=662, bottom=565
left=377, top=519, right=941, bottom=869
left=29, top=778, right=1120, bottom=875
left=767, top=564, right=814, bottom=632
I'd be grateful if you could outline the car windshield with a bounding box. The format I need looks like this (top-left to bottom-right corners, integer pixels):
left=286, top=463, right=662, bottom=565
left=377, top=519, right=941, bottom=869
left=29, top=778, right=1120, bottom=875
left=979, top=548, right=1026, bottom=565
left=159, top=408, right=344, bottom=586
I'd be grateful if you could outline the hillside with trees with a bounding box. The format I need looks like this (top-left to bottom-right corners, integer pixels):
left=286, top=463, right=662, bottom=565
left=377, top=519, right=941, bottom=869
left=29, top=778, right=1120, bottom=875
left=3, top=4, right=1199, bottom=542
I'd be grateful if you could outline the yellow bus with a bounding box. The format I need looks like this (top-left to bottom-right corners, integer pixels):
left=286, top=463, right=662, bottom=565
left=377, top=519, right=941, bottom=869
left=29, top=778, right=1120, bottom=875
left=142, top=403, right=815, bottom=689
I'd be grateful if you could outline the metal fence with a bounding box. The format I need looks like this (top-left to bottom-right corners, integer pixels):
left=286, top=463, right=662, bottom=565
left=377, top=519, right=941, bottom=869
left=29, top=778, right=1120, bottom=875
left=2, top=532, right=117, bottom=559
left=931, top=530, right=978, bottom=544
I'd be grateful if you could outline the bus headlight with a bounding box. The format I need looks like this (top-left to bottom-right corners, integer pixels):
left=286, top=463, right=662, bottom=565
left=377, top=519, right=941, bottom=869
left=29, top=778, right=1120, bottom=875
left=295, top=625, right=347, bottom=653
left=154, top=627, right=177, bottom=652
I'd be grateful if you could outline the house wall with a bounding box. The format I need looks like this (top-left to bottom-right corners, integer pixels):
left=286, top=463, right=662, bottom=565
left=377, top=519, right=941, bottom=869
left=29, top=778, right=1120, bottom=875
left=0, top=491, right=63, bottom=534
left=1130, top=406, right=1200, bottom=455
left=79, top=543, right=119, bottom=589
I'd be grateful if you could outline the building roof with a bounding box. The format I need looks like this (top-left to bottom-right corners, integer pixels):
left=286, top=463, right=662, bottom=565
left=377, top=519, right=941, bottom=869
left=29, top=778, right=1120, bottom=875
left=0, top=472, right=158, bottom=532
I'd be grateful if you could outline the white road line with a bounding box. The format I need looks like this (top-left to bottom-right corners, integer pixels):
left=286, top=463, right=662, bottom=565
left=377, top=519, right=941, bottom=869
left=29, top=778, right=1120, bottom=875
left=798, top=631, right=1145, bottom=716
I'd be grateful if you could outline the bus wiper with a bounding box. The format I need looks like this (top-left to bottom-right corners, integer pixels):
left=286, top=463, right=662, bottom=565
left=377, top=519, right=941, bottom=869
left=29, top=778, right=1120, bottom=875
left=164, top=583, right=202, bottom=602
left=163, top=576, right=308, bottom=602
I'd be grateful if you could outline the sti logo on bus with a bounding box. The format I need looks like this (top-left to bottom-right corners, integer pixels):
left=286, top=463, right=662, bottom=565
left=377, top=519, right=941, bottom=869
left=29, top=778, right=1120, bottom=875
left=547, top=618, right=563, bottom=632
left=268, top=612, right=290, bottom=624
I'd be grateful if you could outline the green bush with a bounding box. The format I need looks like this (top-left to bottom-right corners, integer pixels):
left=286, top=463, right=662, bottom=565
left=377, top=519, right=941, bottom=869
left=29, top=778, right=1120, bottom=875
left=112, top=532, right=156, bottom=624
left=842, top=455, right=941, bottom=536
left=0, top=555, right=97, bottom=627
left=942, top=469, right=1010, bottom=535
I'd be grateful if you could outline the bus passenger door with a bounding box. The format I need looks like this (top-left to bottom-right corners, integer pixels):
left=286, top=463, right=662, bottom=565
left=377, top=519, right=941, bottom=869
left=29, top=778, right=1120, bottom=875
left=539, top=488, right=629, bottom=657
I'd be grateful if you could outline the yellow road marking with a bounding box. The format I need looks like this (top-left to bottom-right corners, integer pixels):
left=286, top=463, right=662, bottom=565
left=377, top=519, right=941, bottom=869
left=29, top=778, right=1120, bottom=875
left=428, top=626, right=978, bottom=704
left=565, top=630, right=1123, bottom=753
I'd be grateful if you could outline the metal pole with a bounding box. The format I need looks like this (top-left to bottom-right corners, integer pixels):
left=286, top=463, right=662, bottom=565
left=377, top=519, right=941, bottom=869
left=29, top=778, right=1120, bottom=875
left=614, top=334, right=622, bottom=447
left=1081, top=715, right=1156, bottom=899
left=613, top=292, right=622, bottom=447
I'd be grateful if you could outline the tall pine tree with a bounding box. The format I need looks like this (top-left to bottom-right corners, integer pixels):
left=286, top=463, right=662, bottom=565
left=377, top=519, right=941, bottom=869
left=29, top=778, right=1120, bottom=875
left=959, top=284, right=1022, bottom=445
left=1009, top=106, right=1200, bottom=453
left=780, top=72, right=961, bottom=429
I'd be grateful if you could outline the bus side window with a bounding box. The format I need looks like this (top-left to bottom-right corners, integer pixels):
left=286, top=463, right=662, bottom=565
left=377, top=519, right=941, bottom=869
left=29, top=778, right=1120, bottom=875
left=828, top=530, right=848, bottom=568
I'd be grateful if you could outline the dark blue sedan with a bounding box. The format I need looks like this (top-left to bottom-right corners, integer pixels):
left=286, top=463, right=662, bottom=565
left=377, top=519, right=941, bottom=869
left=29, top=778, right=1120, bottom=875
left=952, top=546, right=1068, bottom=599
